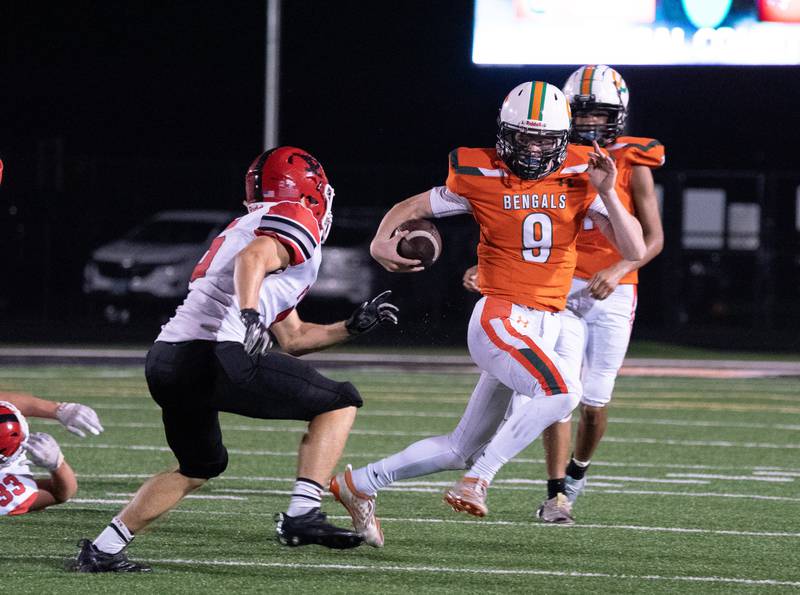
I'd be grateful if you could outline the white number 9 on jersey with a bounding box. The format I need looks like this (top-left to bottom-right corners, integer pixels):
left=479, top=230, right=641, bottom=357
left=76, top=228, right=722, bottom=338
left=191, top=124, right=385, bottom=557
left=522, top=213, right=553, bottom=263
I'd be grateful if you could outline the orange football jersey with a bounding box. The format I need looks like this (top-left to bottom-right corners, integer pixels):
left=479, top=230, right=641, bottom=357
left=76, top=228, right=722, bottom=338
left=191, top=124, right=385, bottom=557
left=447, top=147, right=596, bottom=312
left=573, top=136, right=665, bottom=285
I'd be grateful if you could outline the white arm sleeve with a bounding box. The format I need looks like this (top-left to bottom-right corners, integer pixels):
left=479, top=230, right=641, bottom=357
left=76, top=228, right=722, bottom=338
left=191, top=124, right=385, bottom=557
left=586, top=194, right=616, bottom=246
left=429, top=186, right=472, bottom=218
left=587, top=194, right=609, bottom=218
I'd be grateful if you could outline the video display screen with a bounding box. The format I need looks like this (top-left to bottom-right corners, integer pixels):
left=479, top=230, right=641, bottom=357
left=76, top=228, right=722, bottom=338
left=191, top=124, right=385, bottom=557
left=472, top=0, right=800, bottom=65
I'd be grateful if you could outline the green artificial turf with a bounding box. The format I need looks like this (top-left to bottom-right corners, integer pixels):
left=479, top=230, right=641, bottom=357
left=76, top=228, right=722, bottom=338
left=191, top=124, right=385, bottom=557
left=1, top=366, right=799, bottom=593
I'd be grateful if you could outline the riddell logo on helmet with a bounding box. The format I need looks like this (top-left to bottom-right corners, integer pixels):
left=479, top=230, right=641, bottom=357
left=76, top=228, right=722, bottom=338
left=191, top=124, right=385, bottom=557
left=524, top=120, right=546, bottom=128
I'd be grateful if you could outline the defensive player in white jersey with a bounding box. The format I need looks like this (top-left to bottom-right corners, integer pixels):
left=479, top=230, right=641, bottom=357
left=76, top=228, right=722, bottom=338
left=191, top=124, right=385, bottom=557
left=1, top=394, right=104, bottom=515
left=71, top=147, right=399, bottom=572
left=329, top=82, right=645, bottom=548
left=465, top=66, right=665, bottom=523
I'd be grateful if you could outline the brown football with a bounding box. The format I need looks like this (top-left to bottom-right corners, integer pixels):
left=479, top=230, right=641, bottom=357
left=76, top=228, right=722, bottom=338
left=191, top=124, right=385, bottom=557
left=395, top=219, right=442, bottom=268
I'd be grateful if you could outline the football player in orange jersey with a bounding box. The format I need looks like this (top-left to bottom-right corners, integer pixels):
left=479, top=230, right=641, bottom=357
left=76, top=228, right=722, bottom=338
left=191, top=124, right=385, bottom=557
left=329, top=81, right=646, bottom=546
left=538, top=65, right=664, bottom=522
left=464, top=65, right=665, bottom=524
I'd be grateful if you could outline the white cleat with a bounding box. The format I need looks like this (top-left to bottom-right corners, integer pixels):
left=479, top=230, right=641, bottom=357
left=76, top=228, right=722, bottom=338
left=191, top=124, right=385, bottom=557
left=329, top=465, right=384, bottom=548
left=443, top=476, right=489, bottom=518
left=536, top=493, right=575, bottom=525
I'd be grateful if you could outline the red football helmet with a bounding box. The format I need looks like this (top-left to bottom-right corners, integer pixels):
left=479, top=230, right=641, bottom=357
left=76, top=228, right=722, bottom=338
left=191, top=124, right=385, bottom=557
left=0, top=402, right=29, bottom=467
left=245, top=146, right=335, bottom=242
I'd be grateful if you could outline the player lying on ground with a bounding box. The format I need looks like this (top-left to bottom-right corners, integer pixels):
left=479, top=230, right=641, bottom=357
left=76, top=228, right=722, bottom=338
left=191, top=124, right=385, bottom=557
left=71, top=146, right=399, bottom=573
left=463, top=65, right=665, bottom=524
left=330, top=81, right=645, bottom=547
left=1, top=394, right=104, bottom=515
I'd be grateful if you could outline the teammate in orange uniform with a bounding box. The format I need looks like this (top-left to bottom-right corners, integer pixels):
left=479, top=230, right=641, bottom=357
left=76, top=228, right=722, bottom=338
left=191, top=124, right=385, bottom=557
left=329, top=81, right=646, bottom=547
left=465, top=66, right=665, bottom=523
left=538, top=65, right=664, bottom=522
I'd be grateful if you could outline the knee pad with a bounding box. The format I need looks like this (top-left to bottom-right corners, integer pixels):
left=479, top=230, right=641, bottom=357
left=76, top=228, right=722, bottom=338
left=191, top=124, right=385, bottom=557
left=556, top=391, right=581, bottom=421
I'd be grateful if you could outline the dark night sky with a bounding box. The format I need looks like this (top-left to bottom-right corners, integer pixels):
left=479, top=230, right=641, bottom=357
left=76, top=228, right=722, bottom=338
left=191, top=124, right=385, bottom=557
left=2, top=2, right=799, bottom=332
left=5, top=1, right=800, bottom=209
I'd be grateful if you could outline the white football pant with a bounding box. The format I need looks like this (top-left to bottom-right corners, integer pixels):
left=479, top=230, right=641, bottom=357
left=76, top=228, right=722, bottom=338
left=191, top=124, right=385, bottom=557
left=354, top=296, right=581, bottom=493
left=556, top=276, right=637, bottom=410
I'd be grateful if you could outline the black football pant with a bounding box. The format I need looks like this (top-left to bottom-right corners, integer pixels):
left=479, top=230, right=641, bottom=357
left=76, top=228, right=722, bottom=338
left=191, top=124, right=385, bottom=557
left=145, top=340, right=362, bottom=479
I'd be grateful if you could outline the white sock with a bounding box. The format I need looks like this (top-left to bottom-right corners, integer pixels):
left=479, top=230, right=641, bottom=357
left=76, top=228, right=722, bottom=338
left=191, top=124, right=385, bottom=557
left=286, top=478, right=323, bottom=517
left=573, top=457, right=590, bottom=468
left=93, top=516, right=133, bottom=554
left=465, top=445, right=508, bottom=484
left=351, top=434, right=467, bottom=497
left=467, top=393, right=576, bottom=483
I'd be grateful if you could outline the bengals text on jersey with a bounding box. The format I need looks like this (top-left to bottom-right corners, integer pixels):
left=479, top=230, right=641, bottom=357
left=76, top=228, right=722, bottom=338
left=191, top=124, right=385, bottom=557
left=435, top=146, right=607, bottom=312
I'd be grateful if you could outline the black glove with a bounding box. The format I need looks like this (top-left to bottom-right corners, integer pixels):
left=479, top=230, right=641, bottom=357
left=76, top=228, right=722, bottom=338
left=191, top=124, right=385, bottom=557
left=240, top=308, right=272, bottom=356
left=345, top=290, right=399, bottom=336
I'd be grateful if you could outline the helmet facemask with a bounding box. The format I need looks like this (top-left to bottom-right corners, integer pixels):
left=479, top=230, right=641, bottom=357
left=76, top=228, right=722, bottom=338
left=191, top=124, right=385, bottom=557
left=563, top=66, right=629, bottom=147
left=569, top=98, right=626, bottom=146
left=496, top=120, right=569, bottom=180
left=304, top=182, right=335, bottom=244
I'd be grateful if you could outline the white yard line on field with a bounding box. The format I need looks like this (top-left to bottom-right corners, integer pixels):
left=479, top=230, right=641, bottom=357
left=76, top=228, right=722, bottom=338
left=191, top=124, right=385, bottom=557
left=72, top=472, right=798, bottom=501
left=4, top=554, right=799, bottom=587
left=104, top=492, right=248, bottom=501
left=754, top=470, right=800, bottom=477
left=374, top=477, right=708, bottom=486
left=601, top=436, right=800, bottom=449
left=62, top=430, right=800, bottom=451
left=589, top=488, right=800, bottom=502
left=57, top=505, right=800, bottom=540
left=665, top=473, right=795, bottom=483
left=70, top=498, right=129, bottom=505
left=72, top=453, right=800, bottom=474
left=42, top=411, right=800, bottom=433
left=609, top=417, right=800, bottom=432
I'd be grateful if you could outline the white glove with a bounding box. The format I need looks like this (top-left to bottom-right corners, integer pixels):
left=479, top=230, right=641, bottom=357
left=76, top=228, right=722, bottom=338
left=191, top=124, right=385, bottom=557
left=25, top=432, right=65, bottom=471
left=56, top=402, right=104, bottom=437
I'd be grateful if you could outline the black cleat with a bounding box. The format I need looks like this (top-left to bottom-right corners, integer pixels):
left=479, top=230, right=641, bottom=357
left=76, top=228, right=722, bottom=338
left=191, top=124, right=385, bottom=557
left=275, top=509, right=364, bottom=549
left=70, top=539, right=151, bottom=573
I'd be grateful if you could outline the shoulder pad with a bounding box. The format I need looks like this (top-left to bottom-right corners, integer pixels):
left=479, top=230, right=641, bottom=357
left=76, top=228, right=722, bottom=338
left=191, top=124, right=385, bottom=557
left=558, top=144, right=591, bottom=175
left=449, top=147, right=503, bottom=177
left=612, top=137, right=665, bottom=168
left=257, top=201, right=321, bottom=265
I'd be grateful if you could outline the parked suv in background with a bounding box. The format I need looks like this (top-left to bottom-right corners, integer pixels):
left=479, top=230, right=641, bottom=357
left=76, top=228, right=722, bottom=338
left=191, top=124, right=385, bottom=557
left=83, top=210, right=234, bottom=322
left=83, top=208, right=381, bottom=323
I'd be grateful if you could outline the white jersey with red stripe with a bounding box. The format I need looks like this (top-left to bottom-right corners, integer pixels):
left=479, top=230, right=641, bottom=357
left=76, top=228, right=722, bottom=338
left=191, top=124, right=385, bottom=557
left=157, top=201, right=321, bottom=343
left=0, top=456, right=38, bottom=516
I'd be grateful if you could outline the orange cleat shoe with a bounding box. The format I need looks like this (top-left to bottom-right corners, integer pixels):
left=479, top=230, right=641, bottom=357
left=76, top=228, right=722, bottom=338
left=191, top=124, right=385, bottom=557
left=443, top=476, right=489, bottom=517
left=329, top=465, right=384, bottom=548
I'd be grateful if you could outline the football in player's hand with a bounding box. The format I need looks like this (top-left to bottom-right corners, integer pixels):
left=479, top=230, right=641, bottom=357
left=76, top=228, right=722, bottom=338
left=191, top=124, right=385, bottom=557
left=395, top=219, right=442, bottom=268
